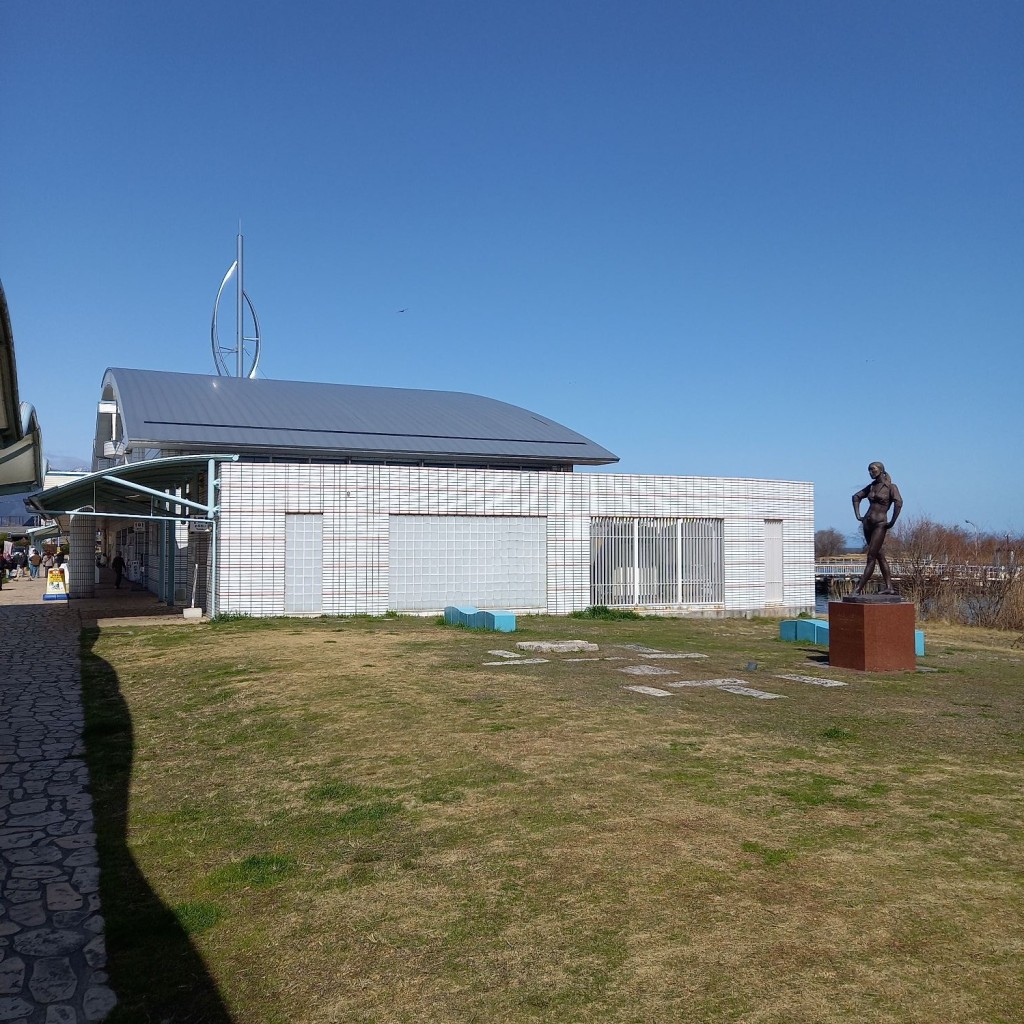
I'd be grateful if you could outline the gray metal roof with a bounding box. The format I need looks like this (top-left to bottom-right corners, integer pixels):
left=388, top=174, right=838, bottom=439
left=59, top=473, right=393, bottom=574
left=101, top=368, right=618, bottom=467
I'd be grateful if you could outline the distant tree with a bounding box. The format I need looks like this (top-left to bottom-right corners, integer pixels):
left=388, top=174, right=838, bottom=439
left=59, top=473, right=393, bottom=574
left=814, top=528, right=847, bottom=559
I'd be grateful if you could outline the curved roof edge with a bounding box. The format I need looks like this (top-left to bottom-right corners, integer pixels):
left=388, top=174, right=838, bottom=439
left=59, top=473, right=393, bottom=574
left=97, top=367, right=619, bottom=469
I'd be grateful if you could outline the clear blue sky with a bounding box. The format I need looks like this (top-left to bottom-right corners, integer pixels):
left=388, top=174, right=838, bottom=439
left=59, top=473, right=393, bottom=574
left=3, top=0, right=1021, bottom=537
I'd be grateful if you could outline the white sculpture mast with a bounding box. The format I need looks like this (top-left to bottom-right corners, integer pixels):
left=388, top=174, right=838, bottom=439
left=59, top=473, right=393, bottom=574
left=211, top=225, right=262, bottom=378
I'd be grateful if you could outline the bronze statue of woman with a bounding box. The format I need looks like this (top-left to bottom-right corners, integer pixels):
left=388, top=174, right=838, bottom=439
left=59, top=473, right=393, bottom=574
left=852, top=461, right=903, bottom=594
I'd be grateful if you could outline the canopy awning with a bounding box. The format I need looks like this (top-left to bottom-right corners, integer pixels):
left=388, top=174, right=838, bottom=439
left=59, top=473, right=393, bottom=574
left=25, top=454, right=239, bottom=527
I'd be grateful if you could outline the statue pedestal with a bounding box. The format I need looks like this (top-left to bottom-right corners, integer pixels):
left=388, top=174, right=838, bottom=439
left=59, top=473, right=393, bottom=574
left=828, top=598, right=916, bottom=672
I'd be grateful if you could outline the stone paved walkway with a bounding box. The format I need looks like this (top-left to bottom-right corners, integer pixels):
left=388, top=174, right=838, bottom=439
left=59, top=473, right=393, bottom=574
left=0, top=576, right=117, bottom=1023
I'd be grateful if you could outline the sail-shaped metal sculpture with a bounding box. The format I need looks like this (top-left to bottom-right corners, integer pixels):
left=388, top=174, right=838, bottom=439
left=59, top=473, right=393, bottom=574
left=211, top=229, right=261, bottom=378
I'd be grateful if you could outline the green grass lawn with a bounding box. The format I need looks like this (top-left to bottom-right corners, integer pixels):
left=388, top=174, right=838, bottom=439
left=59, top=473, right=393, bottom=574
left=80, top=614, right=1024, bottom=1023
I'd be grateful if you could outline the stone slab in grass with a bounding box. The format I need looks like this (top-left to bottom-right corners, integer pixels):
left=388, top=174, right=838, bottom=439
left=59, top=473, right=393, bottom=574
left=662, top=678, right=786, bottom=699
left=775, top=673, right=848, bottom=687
left=482, top=658, right=548, bottom=666
left=486, top=650, right=522, bottom=659
left=663, top=679, right=735, bottom=689
left=640, top=652, right=709, bottom=660
left=516, top=640, right=599, bottom=653
left=619, top=665, right=676, bottom=676
left=717, top=684, right=786, bottom=699
left=623, top=685, right=674, bottom=697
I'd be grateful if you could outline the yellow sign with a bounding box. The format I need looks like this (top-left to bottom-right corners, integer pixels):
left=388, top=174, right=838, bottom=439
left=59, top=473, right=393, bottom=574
left=43, top=568, right=68, bottom=602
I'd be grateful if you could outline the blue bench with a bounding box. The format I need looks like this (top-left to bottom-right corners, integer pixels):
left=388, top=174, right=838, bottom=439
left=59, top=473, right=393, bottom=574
left=780, top=619, right=925, bottom=655
left=780, top=619, right=831, bottom=644
left=443, top=606, right=516, bottom=632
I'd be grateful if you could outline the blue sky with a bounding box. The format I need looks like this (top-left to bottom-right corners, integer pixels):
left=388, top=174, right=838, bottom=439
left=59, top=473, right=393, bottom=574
left=3, top=0, right=1021, bottom=537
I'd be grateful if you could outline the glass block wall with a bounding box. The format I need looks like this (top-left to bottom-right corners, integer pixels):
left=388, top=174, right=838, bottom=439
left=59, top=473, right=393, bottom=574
left=389, top=515, right=546, bottom=610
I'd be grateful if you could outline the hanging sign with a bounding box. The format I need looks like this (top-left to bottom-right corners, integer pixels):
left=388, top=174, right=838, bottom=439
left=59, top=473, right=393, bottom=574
left=43, top=568, right=68, bottom=602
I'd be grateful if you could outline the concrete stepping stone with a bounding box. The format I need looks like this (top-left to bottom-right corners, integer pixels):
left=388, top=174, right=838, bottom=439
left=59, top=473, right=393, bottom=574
left=663, top=679, right=734, bottom=689
left=617, top=644, right=707, bottom=659
left=638, top=652, right=709, bottom=660
left=486, top=650, right=521, bottom=659
left=775, top=674, right=847, bottom=687
left=662, top=678, right=785, bottom=699
left=516, top=641, right=598, bottom=653
left=482, top=658, right=548, bottom=666
left=716, top=685, right=786, bottom=700
left=622, top=685, right=674, bottom=697
left=618, top=665, right=676, bottom=676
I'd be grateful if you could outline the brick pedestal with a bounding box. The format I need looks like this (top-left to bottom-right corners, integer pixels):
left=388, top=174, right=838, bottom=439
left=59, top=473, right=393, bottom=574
left=828, top=600, right=916, bottom=672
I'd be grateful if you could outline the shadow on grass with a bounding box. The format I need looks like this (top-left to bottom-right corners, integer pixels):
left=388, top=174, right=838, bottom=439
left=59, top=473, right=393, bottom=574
left=80, top=627, right=235, bottom=1024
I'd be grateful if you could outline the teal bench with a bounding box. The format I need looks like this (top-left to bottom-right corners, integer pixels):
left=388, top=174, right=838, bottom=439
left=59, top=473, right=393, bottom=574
left=780, top=619, right=925, bottom=655
left=443, top=606, right=516, bottom=632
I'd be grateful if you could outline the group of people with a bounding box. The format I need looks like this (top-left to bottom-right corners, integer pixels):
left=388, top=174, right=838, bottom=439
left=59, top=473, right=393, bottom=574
left=0, top=546, right=62, bottom=585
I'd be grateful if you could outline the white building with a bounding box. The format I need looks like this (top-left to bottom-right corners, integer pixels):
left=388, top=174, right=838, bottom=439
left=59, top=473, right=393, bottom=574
left=30, top=368, right=813, bottom=617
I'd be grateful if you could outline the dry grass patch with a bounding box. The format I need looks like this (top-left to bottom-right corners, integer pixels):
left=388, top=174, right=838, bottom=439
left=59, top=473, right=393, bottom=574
left=81, top=614, right=1024, bottom=1023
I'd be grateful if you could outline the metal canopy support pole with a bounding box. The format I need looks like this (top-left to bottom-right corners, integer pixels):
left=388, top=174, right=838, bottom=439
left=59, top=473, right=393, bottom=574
left=208, top=458, right=219, bottom=618
left=158, top=518, right=166, bottom=603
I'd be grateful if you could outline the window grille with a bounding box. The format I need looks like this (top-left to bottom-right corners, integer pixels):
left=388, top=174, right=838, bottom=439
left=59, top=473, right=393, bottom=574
left=590, top=517, right=723, bottom=607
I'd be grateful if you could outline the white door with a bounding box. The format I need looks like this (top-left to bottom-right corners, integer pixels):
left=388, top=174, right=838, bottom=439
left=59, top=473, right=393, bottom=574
left=285, top=514, right=323, bottom=614
left=764, top=519, right=784, bottom=604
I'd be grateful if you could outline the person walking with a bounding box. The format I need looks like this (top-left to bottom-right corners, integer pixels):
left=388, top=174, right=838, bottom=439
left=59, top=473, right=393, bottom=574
left=29, top=547, right=42, bottom=580
left=111, top=551, right=126, bottom=590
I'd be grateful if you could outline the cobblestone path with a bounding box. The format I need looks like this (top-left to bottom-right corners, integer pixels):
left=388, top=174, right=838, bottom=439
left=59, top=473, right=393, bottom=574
left=1, top=595, right=116, bottom=1023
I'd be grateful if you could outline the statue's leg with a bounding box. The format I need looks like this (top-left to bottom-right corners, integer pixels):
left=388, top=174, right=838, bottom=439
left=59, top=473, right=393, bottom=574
left=853, top=558, right=875, bottom=594
left=854, top=523, right=884, bottom=594
left=877, top=552, right=894, bottom=593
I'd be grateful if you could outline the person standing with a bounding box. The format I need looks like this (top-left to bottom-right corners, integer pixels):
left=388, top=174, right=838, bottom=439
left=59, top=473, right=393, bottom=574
left=111, top=550, right=126, bottom=589
left=29, top=548, right=42, bottom=580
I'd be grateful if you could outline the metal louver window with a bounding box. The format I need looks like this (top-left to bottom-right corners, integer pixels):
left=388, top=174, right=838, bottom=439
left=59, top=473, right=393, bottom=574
left=590, top=517, right=723, bottom=607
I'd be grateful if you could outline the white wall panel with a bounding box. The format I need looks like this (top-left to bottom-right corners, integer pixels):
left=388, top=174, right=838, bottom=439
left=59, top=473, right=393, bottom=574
left=216, top=464, right=814, bottom=617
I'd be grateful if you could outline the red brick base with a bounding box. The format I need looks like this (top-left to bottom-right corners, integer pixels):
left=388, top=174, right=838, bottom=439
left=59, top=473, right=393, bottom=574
left=828, top=601, right=916, bottom=672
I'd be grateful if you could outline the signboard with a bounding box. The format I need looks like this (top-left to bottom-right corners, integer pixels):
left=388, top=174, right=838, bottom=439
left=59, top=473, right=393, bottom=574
left=43, top=568, right=68, bottom=602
